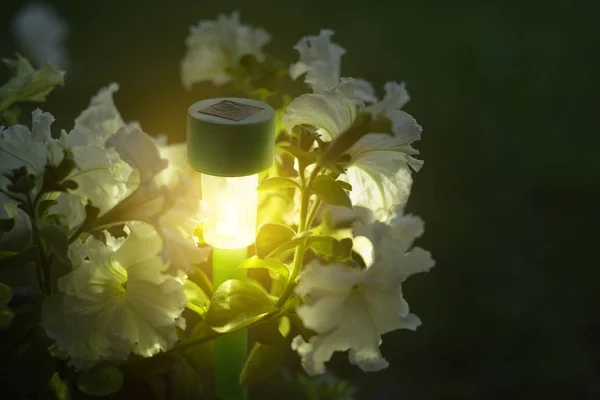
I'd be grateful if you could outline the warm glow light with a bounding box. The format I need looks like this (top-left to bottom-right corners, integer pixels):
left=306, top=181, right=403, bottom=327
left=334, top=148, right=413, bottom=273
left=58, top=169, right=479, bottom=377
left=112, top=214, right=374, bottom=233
left=201, top=173, right=258, bottom=249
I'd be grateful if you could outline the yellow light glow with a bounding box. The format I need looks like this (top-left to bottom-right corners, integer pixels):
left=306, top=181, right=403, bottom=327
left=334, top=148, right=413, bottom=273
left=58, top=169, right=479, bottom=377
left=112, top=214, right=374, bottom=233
left=201, top=173, right=258, bottom=249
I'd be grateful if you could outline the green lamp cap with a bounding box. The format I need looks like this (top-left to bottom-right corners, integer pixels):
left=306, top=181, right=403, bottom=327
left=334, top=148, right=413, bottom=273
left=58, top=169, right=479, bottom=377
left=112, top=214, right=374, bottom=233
left=187, top=97, right=275, bottom=176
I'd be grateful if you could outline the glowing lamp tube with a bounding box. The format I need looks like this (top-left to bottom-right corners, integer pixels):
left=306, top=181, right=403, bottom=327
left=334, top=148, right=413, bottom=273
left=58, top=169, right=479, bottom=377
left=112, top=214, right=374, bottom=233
left=201, top=174, right=258, bottom=249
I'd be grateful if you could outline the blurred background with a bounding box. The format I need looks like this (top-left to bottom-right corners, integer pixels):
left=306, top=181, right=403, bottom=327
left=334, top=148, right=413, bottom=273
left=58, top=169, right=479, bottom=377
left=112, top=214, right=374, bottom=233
left=1, top=0, right=599, bottom=398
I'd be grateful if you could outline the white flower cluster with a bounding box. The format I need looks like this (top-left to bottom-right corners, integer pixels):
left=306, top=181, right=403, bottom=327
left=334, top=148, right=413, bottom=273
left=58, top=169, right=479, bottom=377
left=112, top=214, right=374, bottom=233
left=0, top=82, right=210, bottom=369
left=1, top=12, right=435, bottom=379
left=284, top=32, right=435, bottom=374
left=181, top=11, right=271, bottom=89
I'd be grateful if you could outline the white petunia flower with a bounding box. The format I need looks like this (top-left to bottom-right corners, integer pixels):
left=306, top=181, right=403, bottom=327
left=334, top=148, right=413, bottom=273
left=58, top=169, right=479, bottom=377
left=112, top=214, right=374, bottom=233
left=0, top=109, right=60, bottom=197
left=293, top=208, right=434, bottom=375
left=283, top=78, right=360, bottom=141
left=289, top=30, right=380, bottom=104
left=102, top=126, right=210, bottom=272
left=66, top=83, right=125, bottom=148
left=11, top=3, right=69, bottom=69
left=52, top=84, right=133, bottom=216
left=283, top=79, right=423, bottom=220
left=155, top=146, right=209, bottom=273
left=343, top=125, right=422, bottom=220
left=67, top=144, right=132, bottom=214
left=367, top=82, right=411, bottom=117
left=50, top=192, right=86, bottom=233
left=181, top=11, right=271, bottom=89
left=289, top=30, right=346, bottom=94
left=42, top=223, right=187, bottom=370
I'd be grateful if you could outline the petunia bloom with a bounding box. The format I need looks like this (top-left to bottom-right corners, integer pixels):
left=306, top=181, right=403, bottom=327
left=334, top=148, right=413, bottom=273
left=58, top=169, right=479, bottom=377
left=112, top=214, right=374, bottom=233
left=283, top=79, right=423, bottom=220
left=0, top=109, right=62, bottom=199
left=42, top=223, right=187, bottom=370
left=292, top=207, right=434, bottom=375
left=181, top=11, right=271, bottom=89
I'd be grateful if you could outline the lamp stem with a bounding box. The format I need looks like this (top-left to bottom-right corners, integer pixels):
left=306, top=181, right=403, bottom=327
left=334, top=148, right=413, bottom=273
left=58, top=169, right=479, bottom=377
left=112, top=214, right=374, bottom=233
left=212, top=246, right=248, bottom=400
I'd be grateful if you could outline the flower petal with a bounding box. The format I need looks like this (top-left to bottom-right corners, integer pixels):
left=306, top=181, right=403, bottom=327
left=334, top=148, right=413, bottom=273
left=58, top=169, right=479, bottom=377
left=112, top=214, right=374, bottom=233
left=283, top=79, right=360, bottom=140
left=343, top=132, right=423, bottom=219
left=181, top=11, right=270, bottom=88
left=289, top=29, right=345, bottom=93
left=367, top=81, right=411, bottom=116
left=68, top=84, right=124, bottom=147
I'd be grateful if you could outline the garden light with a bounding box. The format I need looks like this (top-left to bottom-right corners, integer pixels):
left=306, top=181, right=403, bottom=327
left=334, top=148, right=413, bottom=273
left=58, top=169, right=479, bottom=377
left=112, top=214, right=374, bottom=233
left=187, top=97, right=275, bottom=400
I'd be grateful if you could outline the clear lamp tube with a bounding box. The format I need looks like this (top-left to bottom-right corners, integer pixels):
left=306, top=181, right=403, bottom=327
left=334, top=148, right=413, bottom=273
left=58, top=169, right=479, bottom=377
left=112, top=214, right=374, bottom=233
left=201, top=173, right=258, bottom=249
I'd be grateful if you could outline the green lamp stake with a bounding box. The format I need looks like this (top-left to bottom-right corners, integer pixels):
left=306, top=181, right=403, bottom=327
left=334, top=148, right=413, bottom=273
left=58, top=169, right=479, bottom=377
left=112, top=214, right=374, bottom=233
left=187, top=98, right=275, bottom=400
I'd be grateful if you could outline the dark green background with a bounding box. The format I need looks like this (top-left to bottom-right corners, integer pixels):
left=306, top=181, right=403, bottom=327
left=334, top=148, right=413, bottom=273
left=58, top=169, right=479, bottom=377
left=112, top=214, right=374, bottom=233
left=1, top=0, right=599, bottom=398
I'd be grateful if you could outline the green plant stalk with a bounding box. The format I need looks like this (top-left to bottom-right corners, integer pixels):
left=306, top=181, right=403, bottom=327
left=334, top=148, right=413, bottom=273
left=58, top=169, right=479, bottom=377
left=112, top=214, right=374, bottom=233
left=27, top=193, right=52, bottom=295
left=275, top=165, right=321, bottom=308
left=0, top=189, right=46, bottom=291
left=305, top=199, right=322, bottom=232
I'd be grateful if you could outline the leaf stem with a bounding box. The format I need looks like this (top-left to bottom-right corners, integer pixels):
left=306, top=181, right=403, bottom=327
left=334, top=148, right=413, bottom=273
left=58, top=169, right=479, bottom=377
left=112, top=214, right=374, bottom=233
left=170, top=330, right=222, bottom=352
left=305, top=199, right=322, bottom=231
left=26, top=193, right=51, bottom=295
left=275, top=165, right=321, bottom=307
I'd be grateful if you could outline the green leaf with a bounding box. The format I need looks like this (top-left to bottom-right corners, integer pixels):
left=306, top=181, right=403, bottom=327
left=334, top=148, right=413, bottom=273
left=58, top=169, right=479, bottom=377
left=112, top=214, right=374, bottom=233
left=189, top=264, right=213, bottom=297
left=76, top=365, right=124, bottom=397
left=40, top=150, right=77, bottom=193
left=48, top=373, right=70, bottom=400
left=184, top=279, right=209, bottom=316
left=308, top=236, right=353, bottom=263
left=279, top=316, right=291, bottom=338
left=123, top=352, right=177, bottom=380
left=0, top=247, right=38, bottom=270
left=0, top=305, right=14, bottom=330
left=279, top=145, right=318, bottom=165
left=75, top=201, right=101, bottom=241
left=5, top=166, right=37, bottom=194
left=311, top=208, right=335, bottom=236
left=256, top=223, right=296, bottom=258
left=239, top=340, right=287, bottom=385
left=253, top=317, right=284, bottom=345
left=264, top=232, right=312, bottom=259
left=239, top=256, right=289, bottom=279
left=257, top=177, right=300, bottom=191
left=0, top=303, right=39, bottom=354
left=0, top=218, right=16, bottom=238
left=0, top=105, right=20, bottom=125
left=173, top=357, right=202, bottom=400
left=39, top=224, right=70, bottom=267
left=61, top=180, right=78, bottom=190
left=288, top=314, right=315, bottom=342
left=0, top=282, right=12, bottom=304
left=0, top=55, right=65, bottom=111
left=0, top=251, right=17, bottom=259
left=311, top=175, right=353, bottom=209
left=307, top=235, right=336, bottom=257
left=320, top=111, right=374, bottom=164
left=37, top=199, right=57, bottom=220
left=336, top=180, right=352, bottom=191
left=184, top=321, right=214, bottom=371
left=206, top=280, right=277, bottom=333
left=145, top=376, right=166, bottom=400
left=1, top=331, right=55, bottom=396
left=192, top=223, right=206, bottom=246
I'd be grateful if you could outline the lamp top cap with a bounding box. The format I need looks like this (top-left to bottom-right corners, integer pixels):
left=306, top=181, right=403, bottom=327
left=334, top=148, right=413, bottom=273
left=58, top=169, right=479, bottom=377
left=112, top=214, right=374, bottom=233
left=186, top=97, right=275, bottom=177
